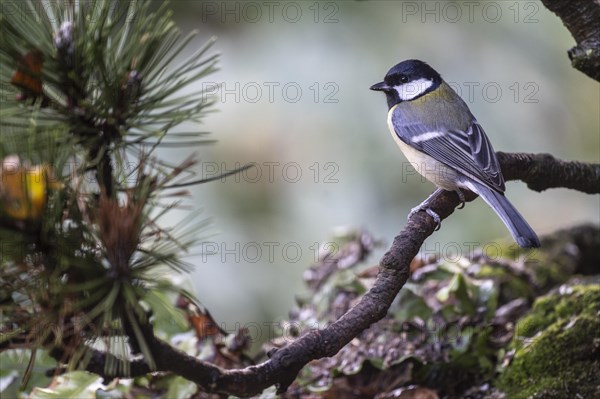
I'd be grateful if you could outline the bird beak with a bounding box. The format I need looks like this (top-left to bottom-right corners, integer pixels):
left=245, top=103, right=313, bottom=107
left=370, top=81, right=391, bottom=91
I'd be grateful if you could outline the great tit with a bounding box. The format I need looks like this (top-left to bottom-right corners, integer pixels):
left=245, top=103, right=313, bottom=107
left=370, top=59, right=540, bottom=248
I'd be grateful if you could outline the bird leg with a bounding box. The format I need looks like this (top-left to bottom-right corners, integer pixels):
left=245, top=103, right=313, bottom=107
left=408, top=188, right=445, bottom=229
left=455, top=189, right=466, bottom=209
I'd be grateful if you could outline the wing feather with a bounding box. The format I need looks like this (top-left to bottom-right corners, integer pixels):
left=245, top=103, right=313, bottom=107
left=391, top=109, right=505, bottom=192
left=467, top=122, right=504, bottom=190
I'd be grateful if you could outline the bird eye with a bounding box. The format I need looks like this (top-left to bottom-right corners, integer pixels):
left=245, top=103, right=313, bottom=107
left=399, top=75, right=409, bottom=84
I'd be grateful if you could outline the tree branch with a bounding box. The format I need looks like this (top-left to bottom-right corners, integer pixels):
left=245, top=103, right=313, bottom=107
left=497, top=152, right=600, bottom=194
left=541, top=0, right=600, bottom=81
left=49, top=152, right=600, bottom=396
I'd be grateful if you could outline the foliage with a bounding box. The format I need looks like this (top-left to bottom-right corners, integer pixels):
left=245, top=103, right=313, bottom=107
left=496, top=281, right=600, bottom=399
left=0, top=0, right=222, bottom=395
left=277, top=227, right=598, bottom=398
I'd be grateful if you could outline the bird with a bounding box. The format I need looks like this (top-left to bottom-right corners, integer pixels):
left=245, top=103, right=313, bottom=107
left=370, top=59, right=540, bottom=248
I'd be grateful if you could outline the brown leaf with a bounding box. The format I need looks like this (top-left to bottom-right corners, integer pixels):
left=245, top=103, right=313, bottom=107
left=11, top=50, right=44, bottom=95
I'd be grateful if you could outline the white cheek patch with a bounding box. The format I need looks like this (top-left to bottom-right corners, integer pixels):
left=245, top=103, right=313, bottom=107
left=411, top=131, right=445, bottom=143
left=394, top=78, right=434, bottom=101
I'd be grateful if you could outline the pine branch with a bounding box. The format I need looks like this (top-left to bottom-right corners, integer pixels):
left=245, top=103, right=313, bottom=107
left=1, top=0, right=223, bottom=383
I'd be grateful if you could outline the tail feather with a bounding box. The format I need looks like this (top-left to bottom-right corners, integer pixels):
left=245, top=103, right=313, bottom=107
left=466, top=182, right=540, bottom=248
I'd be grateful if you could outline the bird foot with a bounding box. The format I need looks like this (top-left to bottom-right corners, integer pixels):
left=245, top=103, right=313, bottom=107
left=456, top=190, right=466, bottom=209
left=408, top=205, right=442, bottom=230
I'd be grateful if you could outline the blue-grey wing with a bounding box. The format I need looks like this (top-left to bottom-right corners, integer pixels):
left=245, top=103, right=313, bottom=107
left=391, top=111, right=505, bottom=192
left=465, top=121, right=504, bottom=191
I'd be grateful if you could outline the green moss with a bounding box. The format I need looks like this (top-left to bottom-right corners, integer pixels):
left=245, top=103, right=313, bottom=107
left=528, top=256, right=574, bottom=289
left=496, top=285, right=600, bottom=399
left=498, top=231, right=582, bottom=292
left=516, top=285, right=600, bottom=337
left=476, top=264, right=506, bottom=279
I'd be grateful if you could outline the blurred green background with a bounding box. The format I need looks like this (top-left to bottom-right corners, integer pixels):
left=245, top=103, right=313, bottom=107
left=158, top=1, right=599, bottom=341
